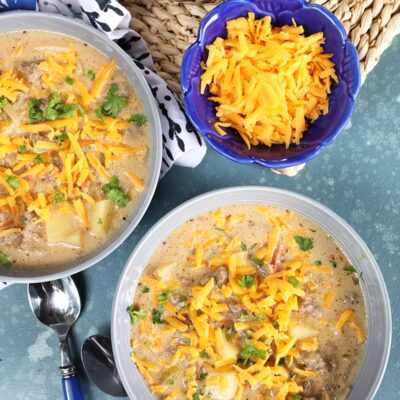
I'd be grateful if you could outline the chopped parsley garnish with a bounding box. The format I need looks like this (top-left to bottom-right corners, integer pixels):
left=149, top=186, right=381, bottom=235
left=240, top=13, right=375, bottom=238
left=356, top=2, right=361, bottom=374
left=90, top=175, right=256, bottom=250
left=141, top=286, right=150, bottom=293
left=28, top=98, right=44, bottom=123
left=102, top=175, right=130, bottom=208
left=240, top=241, right=247, bottom=251
left=199, top=372, right=208, bottom=381
left=34, top=155, right=44, bottom=164
left=86, top=69, right=96, bottom=80
left=238, top=275, right=255, bottom=288
left=65, top=76, right=74, bottom=85
left=129, top=113, right=148, bottom=127
left=314, top=260, right=322, bottom=265
left=127, top=305, right=146, bottom=324
left=6, top=175, right=19, bottom=190
left=18, top=145, right=27, bottom=153
left=239, top=344, right=266, bottom=365
left=294, top=235, right=314, bottom=251
left=151, top=306, right=165, bottom=324
left=158, top=290, right=171, bottom=303
left=344, top=264, right=357, bottom=274
left=54, top=133, right=69, bottom=145
left=199, top=350, right=210, bottom=359
left=251, top=256, right=263, bottom=266
left=294, top=394, right=304, bottom=400
left=166, top=378, right=174, bottom=385
left=95, top=83, right=127, bottom=120
left=192, top=393, right=200, bottom=400
left=214, top=226, right=224, bottom=232
left=46, top=92, right=79, bottom=120
left=0, top=252, right=11, bottom=268
left=329, top=260, right=337, bottom=268
left=97, top=218, right=103, bottom=225
left=288, top=276, right=301, bottom=288
left=181, top=337, right=191, bottom=344
left=52, top=191, right=64, bottom=205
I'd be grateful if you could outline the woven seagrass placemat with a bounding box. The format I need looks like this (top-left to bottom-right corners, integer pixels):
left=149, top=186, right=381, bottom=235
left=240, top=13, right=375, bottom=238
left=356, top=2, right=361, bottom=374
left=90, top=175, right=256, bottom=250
left=122, top=0, right=400, bottom=95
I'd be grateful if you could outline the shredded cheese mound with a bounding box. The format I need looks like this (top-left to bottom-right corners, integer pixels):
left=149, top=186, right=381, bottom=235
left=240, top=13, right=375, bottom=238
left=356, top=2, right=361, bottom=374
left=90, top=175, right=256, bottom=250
left=200, top=13, right=338, bottom=148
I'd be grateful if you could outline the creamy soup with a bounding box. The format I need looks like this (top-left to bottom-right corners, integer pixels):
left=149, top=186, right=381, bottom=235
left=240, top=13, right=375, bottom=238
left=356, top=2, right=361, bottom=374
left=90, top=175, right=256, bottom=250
left=0, top=31, right=150, bottom=268
left=128, top=205, right=366, bottom=400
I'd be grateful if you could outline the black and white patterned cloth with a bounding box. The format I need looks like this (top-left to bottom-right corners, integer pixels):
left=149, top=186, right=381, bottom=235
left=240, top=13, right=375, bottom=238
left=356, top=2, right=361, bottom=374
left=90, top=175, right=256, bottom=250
left=0, top=0, right=207, bottom=289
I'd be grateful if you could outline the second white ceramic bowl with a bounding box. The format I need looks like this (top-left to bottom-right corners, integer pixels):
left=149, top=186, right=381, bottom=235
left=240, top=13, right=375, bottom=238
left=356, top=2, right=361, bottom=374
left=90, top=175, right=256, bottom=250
left=112, top=186, right=391, bottom=400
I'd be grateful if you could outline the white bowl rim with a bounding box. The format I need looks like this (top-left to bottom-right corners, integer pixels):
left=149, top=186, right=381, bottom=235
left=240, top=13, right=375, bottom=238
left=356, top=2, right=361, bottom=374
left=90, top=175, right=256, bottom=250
left=0, top=11, right=163, bottom=283
left=111, top=185, right=392, bottom=400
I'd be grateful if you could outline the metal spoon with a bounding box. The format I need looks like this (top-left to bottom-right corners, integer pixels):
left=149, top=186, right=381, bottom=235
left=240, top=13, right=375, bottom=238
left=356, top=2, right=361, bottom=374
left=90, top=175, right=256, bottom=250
left=28, top=277, right=84, bottom=400
left=81, top=335, right=127, bottom=397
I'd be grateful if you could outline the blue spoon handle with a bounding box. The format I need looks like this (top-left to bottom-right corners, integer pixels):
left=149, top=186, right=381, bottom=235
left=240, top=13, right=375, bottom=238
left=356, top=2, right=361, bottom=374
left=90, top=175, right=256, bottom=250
left=62, top=374, right=84, bottom=400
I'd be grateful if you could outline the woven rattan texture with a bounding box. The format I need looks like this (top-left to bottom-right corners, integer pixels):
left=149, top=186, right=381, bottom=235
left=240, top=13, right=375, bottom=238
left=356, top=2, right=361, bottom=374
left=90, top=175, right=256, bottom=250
left=124, top=0, right=400, bottom=95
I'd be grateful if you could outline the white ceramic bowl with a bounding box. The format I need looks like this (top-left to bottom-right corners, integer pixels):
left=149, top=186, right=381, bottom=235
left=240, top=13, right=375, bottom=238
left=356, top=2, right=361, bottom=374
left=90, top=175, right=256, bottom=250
left=0, top=11, right=162, bottom=283
left=112, top=186, right=392, bottom=400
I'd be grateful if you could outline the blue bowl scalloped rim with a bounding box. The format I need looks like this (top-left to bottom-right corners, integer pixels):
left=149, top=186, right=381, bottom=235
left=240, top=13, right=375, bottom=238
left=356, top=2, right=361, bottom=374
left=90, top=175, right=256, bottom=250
left=181, top=0, right=362, bottom=169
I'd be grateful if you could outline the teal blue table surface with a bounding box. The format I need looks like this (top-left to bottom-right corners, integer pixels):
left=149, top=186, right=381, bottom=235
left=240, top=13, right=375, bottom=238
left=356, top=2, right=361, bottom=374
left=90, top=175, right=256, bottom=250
left=0, top=37, right=399, bottom=400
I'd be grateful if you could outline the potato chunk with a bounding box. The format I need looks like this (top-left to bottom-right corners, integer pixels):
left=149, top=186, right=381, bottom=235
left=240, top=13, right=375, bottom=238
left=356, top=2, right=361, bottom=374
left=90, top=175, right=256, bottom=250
left=89, top=200, right=114, bottom=234
left=46, top=211, right=82, bottom=248
left=206, top=372, right=238, bottom=400
left=156, top=262, right=177, bottom=283
left=289, top=324, right=318, bottom=339
left=215, top=328, right=239, bottom=359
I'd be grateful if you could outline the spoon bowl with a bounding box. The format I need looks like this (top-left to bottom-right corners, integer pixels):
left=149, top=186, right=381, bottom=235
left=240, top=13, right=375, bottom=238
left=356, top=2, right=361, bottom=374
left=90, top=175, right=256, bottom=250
left=81, top=335, right=127, bottom=397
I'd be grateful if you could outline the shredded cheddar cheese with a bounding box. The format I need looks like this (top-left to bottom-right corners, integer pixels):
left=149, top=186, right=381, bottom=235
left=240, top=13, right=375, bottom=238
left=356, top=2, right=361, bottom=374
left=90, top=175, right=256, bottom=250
left=200, top=13, right=338, bottom=148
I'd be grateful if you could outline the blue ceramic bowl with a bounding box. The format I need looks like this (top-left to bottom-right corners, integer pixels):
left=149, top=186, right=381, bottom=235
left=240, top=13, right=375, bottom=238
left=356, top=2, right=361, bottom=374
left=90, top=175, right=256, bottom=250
left=181, top=0, right=361, bottom=168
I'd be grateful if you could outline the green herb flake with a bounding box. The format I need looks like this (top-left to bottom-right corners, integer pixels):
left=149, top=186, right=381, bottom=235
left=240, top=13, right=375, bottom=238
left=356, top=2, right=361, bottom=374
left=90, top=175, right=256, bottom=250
left=251, top=256, right=263, bottom=267
left=6, top=175, right=19, bottom=190
left=0, top=252, right=11, bottom=268
left=127, top=306, right=146, bottom=324
left=240, top=241, right=247, bottom=251
left=314, top=260, right=322, bottom=265
left=199, top=372, right=208, bottom=381
left=192, top=394, right=200, bottom=400
left=294, top=235, right=314, bottom=251
left=97, top=218, right=103, bottom=225
left=226, top=324, right=236, bottom=338
left=344, top=264, right=357, bottom=274
left=141, top=286, right=150, bottom=294
left=158, top=290, right=171, bottom=303
left=65, top=76, right=74, bottom=85
left=129, top=113, right=148, bottom=127
left=181, top=337, right=191, bottom=344
left=166, top=378, right=174, bottom=385
left=151, top=306, right=165, bottom=324
left=52, top=191, right=64, bottom=205
left=28, top=98, right=44, bottom=123
left=18, top=145, right=27, bottom=153
left=236, top=313, right=255, bottom=321
left=54, top=133, right=69, bottom=145
left=34, top=155, right=44, bottom=164
left=0, top=96, right=8, bottom=109
left=294, top=394, right=304, bottom=400
left=251, top=242, right=258, bottom=249
left=95, top=83, right=127, bottom=120
left=102, top=175, right=130, bottom=208
left=288, top=276, right=301, bottom=288
left=329, top=260, right=337, bottom=268
left=238, top=274, right=256, bottom=288
left=86, top=69, right=96, bottom=80
left=239, top=344, right=266, bottom=365
left=214, top=226, right=224, bottom=232
left=199, top=350, right=210, bottom=359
